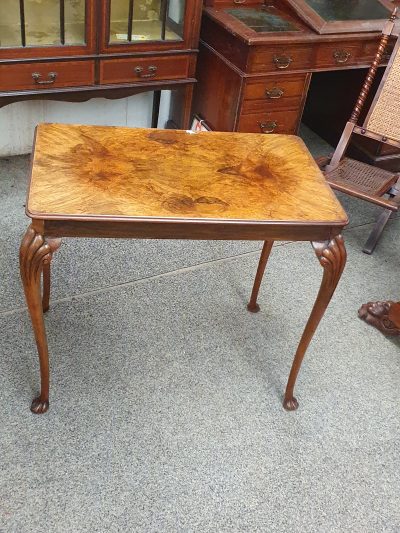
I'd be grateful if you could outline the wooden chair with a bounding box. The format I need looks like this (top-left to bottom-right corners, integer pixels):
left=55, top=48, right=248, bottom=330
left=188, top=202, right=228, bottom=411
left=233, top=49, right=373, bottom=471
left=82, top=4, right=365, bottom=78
left=320, top=8, right=400, bottom=254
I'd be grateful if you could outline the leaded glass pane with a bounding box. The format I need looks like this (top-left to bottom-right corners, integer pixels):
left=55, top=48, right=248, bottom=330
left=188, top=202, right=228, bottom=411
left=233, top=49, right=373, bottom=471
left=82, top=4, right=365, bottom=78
left=0, top=1, right=22, bottom=47
left=109, top=0, right=186, bottom=43
left=65, top=0, right=86, bottom=45
left=25, top=0, right=60, bottom=46
left=306, top=0, right=389, bottom=21
left=226, top=7, right=301, bottom=33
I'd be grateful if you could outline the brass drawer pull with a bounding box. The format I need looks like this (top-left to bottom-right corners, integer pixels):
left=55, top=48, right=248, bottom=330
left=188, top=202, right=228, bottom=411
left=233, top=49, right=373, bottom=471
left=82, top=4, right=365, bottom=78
left=273, top=55, right=292, bottom=69
left=333, top=50, right=351, bottom=64
left=266, top=87, right=284, bottom=99
left=134, top=65, right=157, bottom=79
left=259, top=121, right=277, bottom=134
left=233, top=0, right=246, bottom=3
left=32, top=72, right=57, bottom=85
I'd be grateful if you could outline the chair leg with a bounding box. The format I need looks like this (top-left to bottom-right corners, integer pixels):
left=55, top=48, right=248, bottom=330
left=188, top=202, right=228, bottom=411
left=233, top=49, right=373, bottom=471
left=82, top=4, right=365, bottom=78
left=247, top=240, right=274, bottom=313
left=363, top=208, right=392, bottom=255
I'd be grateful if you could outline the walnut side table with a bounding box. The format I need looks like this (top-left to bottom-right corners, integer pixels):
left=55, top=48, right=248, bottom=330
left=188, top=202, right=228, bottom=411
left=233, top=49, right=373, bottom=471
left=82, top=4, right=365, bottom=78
left=20, top=123, right=348, bottom=414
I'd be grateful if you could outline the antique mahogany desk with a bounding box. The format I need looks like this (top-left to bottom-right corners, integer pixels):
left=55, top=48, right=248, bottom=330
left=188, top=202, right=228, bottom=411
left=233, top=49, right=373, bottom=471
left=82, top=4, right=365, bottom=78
left=20, top=123, right=347, bottom=414
left=194, top=0, right=400, bottom=167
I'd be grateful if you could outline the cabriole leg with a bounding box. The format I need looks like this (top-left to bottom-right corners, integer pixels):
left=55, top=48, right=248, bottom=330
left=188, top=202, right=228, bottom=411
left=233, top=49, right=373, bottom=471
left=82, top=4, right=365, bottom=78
left=247, top=240, right=274, bottom=313
left=20, top=225, right=59, bottom=414
left=283, top=235, right=346, bottom=411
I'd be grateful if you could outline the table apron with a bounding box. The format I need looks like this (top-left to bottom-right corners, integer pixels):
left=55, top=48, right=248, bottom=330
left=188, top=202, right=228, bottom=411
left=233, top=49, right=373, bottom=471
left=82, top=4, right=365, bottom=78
left=42, top=219, right=344, bottom=241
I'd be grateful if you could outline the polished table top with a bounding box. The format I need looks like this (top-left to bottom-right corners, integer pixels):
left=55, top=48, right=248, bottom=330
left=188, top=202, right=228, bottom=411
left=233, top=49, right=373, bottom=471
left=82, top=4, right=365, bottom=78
left=28, top=123, right=347, bottom=228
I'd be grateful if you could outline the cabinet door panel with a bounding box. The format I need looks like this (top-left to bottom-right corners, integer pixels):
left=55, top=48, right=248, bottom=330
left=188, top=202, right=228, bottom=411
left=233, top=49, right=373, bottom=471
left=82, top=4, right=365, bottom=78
left=101, top=0, right=202, bottom=53
left=0, top=0, right=94, bottom=58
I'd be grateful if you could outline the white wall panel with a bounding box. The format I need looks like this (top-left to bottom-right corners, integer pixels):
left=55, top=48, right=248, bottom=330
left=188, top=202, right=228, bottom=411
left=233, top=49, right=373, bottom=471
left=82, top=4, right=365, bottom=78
left=0, top=100, right=44, bottom=157
left=43, top=97, right=129, bottom=127
left=126, top=92, right=154, bottom=128
left=0, top=91, right=170, bottom=157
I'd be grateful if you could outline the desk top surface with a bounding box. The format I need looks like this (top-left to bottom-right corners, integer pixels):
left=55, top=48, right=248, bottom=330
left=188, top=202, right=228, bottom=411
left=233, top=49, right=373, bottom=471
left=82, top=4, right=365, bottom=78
left=27, top=123, right=347, bottom=227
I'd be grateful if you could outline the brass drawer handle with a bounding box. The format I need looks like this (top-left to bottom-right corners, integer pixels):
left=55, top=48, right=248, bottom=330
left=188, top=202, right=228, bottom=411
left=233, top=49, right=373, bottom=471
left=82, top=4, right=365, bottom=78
left=259, top=121, right=277, bottom=134
left=273, top=55, right=292, bottom=69
left=134, top=65, right=157, bottom=79
left=32, top=72, right=57, bottom=85
left=266, top=87, right=284, bottom=99
left=333, top=50, right=351, bottom=64
left=233, top=0, right=246, bottom=3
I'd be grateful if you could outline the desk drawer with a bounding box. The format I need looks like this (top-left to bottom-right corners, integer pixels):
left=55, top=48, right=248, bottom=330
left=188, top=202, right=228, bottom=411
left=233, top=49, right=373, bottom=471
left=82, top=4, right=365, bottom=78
left=315, top=42, right=363, bottom=69
left=0, top=60, right=94, bottom=92
left=238, top=109, right=300, bottom=134
left=242, top=74, right=308, bottom=113
left=363, top=39, right=393, bottom=64
left=100, top=55, right=190, bottom=84
left=249, top=45, right=313, bottom=74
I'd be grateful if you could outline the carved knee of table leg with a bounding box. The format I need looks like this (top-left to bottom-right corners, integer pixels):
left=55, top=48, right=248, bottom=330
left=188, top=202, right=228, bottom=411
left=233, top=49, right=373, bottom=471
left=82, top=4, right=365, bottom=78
left=283, top=235, right=346, bottom=411
left=20, top=225, right=58, bottom=414
left=42, top=238, right=61, bottom=313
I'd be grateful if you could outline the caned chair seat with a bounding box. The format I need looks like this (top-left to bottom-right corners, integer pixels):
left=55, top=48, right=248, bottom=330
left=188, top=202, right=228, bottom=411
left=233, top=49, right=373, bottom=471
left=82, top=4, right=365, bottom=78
left=326, top=157, right=399, bottom=205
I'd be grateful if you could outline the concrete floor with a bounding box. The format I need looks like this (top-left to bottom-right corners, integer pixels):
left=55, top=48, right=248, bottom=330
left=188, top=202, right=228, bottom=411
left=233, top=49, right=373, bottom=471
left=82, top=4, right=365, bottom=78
left=1, top=132, right=400, bottom=532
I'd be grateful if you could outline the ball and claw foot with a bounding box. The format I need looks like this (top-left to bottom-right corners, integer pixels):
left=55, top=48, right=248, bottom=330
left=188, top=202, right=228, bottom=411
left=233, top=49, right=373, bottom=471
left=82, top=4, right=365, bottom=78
left=247, top=303, right=261, bottom=313
left=358, top=301, right=400, bottom=336
left=31, top=397, right=49, bottom=414
left=283, top=396, right=299, bottom=411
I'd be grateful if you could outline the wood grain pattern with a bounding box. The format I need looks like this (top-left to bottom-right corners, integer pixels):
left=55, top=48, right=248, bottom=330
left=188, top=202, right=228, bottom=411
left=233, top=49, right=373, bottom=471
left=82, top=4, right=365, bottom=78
left=28, top=123, right=348, bottom=226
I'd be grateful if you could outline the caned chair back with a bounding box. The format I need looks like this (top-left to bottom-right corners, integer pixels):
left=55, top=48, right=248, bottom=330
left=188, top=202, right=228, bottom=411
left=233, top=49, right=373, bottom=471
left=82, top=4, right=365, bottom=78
left=364, top=37, right=400, bottom=143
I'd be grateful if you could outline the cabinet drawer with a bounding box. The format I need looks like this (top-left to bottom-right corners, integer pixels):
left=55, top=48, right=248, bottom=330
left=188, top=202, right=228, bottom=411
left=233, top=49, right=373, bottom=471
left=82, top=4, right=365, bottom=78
left=0, top=61, right=95, bottom=92
left=100, top=55, right=190, bottom=84
left=249, top=45, right=313, bottom=74
left=238, top=109, right=300, bottom=134
left=242, top=74, right=308, bottom=113
left=363, top=39, right=392, bottom=64
left=315, top=42, right=362, bottom=69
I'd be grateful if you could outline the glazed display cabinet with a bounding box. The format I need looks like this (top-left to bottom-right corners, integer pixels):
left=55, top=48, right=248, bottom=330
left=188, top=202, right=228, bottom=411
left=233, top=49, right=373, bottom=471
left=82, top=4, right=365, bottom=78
left=0, top=0, right=202, bottom=128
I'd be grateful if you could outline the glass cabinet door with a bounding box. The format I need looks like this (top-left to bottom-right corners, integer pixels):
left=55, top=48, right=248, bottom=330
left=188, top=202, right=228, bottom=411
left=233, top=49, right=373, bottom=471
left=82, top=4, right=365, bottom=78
left=109, top=0, right=186, bottom=44
left=0, top=0, right=86, bottom=49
